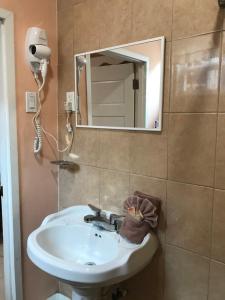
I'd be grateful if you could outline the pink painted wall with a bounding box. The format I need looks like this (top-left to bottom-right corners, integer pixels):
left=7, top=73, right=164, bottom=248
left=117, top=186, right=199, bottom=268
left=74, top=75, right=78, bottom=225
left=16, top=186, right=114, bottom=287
left=0, top=0, right=58, bottom=299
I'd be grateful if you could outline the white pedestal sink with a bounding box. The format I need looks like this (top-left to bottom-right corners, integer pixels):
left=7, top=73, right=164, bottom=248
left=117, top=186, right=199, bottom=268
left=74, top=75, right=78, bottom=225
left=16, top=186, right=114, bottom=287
left=27, top=206, right=158, bottom=300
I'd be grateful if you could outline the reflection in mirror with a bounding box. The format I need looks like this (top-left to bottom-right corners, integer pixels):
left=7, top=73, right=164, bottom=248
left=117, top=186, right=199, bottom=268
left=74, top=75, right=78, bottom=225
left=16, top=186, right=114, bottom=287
left=75, top=37, right=165, bottom=131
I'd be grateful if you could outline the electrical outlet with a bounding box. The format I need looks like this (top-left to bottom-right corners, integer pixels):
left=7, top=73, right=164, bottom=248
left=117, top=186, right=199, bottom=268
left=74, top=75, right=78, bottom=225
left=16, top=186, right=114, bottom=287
left=65, top=91, right=75, bottom=112
left=25, top=91, right=37, bottom=112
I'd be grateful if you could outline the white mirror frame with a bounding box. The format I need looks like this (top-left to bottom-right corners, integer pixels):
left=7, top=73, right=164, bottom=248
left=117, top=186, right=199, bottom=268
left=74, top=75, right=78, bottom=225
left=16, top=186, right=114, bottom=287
left=74, top=36, right=165, bottom=132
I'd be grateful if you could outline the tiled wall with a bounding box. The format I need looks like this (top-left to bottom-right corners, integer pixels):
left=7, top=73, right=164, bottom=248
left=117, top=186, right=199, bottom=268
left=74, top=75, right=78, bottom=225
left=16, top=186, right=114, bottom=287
left=57, top=0, right=225, bottom=299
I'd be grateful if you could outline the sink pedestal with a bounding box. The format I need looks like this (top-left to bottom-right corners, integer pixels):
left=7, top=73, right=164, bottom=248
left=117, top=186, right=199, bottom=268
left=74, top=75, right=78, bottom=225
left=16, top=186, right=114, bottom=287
left=72, top=287, right=103, bottom=300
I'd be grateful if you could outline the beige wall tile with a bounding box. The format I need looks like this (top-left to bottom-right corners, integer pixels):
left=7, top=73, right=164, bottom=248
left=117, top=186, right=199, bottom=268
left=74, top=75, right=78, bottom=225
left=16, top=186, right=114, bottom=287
left=208, top=261, right=225, bottom=300
left=100, top=0, right=132, bottom=48
left=130, top=174, right=166, bottom=202
left=57, top=2, right=225, bottom=300
left=163, top=42, right=171, bottom=113
left=130, top=115, right=168, bottom=179
left=58, top=63, right=74, bottom=113
left=170, top=33, right=220, bottom=113
left=70, top=128, right=100, bottom=166
left=215, top=114, right=225, bottom=189
left=167, top=181, right=213, bottom=256
left=58, top=8, right=74, bottom=65
left=58, top=113, right=66, bottom=153
left=57, top=0, right=72, bottom=11
left=0, top=277, right=4, bottom=300
left=97, top=130, right=131, bottom=172
left=212, top=189, right=225, bottom=263
left=58, top=0, right=84, bottom=11
left=219, top=32, right=225, bottom=111
left=73, top=0, right=101, bottom=54
left=208, top=260, right=225, bottom=300
left=59, top=282, right=72, bottom=298
left=172, top=0, right=223, bottom=39
left=165, top=245, right=209, bottom=300
left=58, top=165, right=100, bottom=209
left=72, top=0, right=84, bottom=4
left=168, top=114, right=217, bottom=186
left=132, top=0, right=173, bottom=42
left=58, top=113, right=76, bottom=162
left=123, top=249, right=165, bottom=300
left=130, top=174, right=167, bottom=244
left=0, top=257, right=3, bottom=279
left=100, top=169, right=129, bottom=214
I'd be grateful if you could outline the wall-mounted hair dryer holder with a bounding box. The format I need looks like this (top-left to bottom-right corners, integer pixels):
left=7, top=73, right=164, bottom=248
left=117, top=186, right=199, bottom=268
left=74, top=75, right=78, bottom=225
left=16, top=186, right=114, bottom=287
left=25, top=27, right=74, bottom=156
left=25, top=27, right=52, bottom=155
left=25, top=27, right=51, bottom=74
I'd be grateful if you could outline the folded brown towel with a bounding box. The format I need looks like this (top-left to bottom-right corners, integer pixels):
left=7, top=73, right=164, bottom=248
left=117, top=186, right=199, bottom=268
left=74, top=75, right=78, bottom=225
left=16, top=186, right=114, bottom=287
left=119, top=191, right=161, bottom=244
left=134, top=191, right=161, bottom=213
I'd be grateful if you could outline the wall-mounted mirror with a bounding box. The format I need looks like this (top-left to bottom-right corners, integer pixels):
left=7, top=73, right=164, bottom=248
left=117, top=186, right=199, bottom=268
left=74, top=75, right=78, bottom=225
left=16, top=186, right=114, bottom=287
left=75, top=37, right=165, bottom=131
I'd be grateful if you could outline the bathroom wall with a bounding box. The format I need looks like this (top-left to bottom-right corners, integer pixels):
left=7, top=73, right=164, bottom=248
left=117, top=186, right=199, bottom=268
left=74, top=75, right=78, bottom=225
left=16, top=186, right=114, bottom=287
left=58, top=0, right=225, bottom=299
left=1, top=1, right=58, bottom=299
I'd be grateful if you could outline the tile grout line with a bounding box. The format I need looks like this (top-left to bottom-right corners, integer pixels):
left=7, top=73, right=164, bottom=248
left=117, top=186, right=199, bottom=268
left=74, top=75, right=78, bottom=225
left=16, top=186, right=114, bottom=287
left=68, top=160, right=225, bottom=201
left=166, top=112, right=218, bottom=115
left=170, top=0, right=175, bottom=47
left=165, top=1, right=173, bottom=280
left=97, top=129, right=101, bottom=208
left=161, top=4, right=173, bottom=295
left=206, top=29, right=224, bottom=300
left=171, top=28, right=224, bottom=43
left=166, top=242, right=211, bottom=261
left=71, top=161, right=225, bottom=191
left=128, top=131, right=132, bottom=196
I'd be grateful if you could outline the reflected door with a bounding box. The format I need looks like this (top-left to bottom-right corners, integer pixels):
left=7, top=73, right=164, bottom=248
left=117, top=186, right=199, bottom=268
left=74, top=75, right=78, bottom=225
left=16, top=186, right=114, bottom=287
left=89, top=63, right=135, bottom=127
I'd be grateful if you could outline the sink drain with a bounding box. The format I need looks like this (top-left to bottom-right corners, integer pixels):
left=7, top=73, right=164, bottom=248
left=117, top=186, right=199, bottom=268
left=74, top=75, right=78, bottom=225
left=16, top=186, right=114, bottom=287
left=84, top=261, right=96, bottom=266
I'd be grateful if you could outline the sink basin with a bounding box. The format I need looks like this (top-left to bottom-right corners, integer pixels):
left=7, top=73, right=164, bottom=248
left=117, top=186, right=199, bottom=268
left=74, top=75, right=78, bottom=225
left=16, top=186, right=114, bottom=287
left=37, top=224, right=119, bottom=266
left=27, top=205, right=158, bottom=299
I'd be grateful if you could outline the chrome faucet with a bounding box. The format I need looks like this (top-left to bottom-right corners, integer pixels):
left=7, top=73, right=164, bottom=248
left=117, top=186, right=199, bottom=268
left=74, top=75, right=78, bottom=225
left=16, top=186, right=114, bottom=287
left=84, top=204, right=124, bottom=232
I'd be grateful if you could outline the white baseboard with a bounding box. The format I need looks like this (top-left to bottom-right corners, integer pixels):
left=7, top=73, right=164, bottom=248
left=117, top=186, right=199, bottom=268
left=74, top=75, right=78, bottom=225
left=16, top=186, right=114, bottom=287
left=47, top=293, right=71, bottom=300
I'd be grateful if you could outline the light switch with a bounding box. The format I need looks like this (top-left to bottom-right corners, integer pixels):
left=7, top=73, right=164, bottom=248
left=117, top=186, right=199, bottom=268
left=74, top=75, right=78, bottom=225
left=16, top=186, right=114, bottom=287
left=25, top=91, right=37, bottom=113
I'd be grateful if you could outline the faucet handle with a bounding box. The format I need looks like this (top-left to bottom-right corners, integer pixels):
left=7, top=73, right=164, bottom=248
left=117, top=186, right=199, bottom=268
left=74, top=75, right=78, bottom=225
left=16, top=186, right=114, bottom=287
left=109, top=214, right=125, bottom=225
left=88, top=204, right=101, bottom=216
left=109, top=214, right=125, bottom=233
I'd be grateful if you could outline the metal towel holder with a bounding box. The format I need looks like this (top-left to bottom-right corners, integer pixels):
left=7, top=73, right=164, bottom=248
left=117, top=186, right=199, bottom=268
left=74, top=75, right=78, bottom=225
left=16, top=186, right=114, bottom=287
left=50, top=160, right=78, bottom=168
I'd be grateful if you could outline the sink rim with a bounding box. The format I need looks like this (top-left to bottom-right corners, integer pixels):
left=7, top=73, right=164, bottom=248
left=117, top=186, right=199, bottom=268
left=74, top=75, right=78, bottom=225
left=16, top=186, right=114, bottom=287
left=28, top=222, right=151, bottom=274
left=27, top=205, right=158, bottom=286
